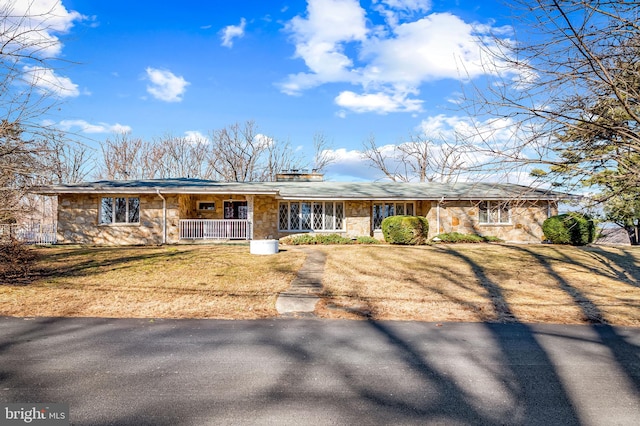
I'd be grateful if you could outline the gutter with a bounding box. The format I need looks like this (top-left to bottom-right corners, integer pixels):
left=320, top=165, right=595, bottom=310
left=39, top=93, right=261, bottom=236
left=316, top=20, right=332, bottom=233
left=156, top=190, right=166, bottom=244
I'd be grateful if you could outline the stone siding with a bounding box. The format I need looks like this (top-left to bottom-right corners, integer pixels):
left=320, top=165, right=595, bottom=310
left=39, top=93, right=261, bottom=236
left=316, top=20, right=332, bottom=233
left=56, top=193, right=556, bottom=245
left=253, top=195, right=279, bottom=239
left=57, top=193, right=179, bottom=245
left=345, top=201, right=371, bottom=237
left=424, top=200, right=556, bottom=243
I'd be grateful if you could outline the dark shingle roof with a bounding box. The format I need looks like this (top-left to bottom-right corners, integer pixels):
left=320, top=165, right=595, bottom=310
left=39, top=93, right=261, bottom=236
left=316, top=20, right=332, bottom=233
left=38, top=178, right=567, bottom=201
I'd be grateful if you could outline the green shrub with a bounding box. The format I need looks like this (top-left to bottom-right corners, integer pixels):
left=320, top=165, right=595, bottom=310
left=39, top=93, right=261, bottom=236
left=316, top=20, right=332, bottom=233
left=542, top=213, right=595, bottom=245
left=355, top=236, right=380, bottom=244
left=381, top=215, right=429, bottom=245
left=433, top=232, right=502, bottom=243
left=313, top=234, right=353, bottom=245
left=281, top=234, right=354, bottom=245
left=281, top=234, right=317, bottom=245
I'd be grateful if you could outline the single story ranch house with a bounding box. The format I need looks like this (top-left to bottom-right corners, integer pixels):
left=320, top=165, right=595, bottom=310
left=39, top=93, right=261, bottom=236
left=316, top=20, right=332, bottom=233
left=39, top=172, right=564, bottom=245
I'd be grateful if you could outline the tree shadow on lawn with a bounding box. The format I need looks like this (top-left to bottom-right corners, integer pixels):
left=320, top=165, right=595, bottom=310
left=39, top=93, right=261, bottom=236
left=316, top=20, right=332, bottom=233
left=506, top=245, right=640, bottom=395
left=2, top=246, right=192, bottom=286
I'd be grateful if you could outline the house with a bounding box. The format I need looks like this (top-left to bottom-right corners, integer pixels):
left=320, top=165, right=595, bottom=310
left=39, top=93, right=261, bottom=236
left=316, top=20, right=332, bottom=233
left=38, top=173, right=564, bottom=245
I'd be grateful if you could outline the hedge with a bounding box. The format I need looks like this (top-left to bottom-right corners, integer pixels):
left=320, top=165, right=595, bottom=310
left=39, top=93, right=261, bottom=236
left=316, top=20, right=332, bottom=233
left=381, top=215, right=429, bottom=245
left=542, top=213, right=595, bottom=245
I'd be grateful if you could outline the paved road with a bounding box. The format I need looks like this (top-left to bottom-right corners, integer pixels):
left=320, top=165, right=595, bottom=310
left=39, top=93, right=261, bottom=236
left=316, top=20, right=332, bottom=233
left=1, top=317, right=639, bottom=425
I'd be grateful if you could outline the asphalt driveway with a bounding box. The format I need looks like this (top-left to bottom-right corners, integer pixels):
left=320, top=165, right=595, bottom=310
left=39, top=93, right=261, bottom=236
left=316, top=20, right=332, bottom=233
left=1, top=317, right=639, bottom=425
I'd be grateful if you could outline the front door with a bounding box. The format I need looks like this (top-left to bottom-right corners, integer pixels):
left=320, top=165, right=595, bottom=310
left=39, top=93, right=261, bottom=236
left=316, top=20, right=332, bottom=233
left=224, top=201, right=248, bottom=219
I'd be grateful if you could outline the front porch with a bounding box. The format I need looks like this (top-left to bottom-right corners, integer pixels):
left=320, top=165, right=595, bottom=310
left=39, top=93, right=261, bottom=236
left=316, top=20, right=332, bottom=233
left=179, top=219, right=251, bottom=240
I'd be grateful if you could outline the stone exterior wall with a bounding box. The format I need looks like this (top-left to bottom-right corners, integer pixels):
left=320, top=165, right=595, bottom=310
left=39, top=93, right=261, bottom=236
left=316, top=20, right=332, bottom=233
left=252, top=195, right=279, bottom=239
left=57, top=193, right=179, bottom=245
left=345, top=201, right=371, bottom=237
left=424, top=200, right=556, bottom=243
left=56, top=193, right=556, bottom=245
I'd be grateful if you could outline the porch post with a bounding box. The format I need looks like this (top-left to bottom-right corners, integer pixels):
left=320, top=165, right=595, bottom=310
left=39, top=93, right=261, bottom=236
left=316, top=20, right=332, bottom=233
left=246, top=195, right=254, bottom=240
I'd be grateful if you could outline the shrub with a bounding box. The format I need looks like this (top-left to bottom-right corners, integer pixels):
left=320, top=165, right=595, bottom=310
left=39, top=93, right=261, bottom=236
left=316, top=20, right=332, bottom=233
left=433, top=232, right=503, bottom=243
left=281, top=234, right=317, bottom=245
left=313, top=234, right=353, bottom=245
left=381, top=215, right=429, bottom=245
left=0, top=239, right=37, bottom=283
left=281, top=234, right=353, bottom=245
left=542, top=213, right=596, bottom=245
left=355, top=236, right=380, bottom=244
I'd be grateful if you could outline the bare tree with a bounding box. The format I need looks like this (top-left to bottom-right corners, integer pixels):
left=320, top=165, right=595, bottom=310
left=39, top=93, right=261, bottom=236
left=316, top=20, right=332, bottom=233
left=207, top=120, right=262, bottom=182
left=261, top=138, right=304, bottom=182
left=0, top=121, right=38, bottom=222
left=462, top=0, right=640, bottom=195
left=154, top=134, right=209, bottom=179
left=97, top=132, right=145, bottom=180
left=311, top=132, right=336, bottom=173
left=362, top=133, right=466, bottom=182
left=206, top=120, right=303, bottom=182
left=0, top=1, right=80, bottom=221
left=40, top=131, right=92, bottom=184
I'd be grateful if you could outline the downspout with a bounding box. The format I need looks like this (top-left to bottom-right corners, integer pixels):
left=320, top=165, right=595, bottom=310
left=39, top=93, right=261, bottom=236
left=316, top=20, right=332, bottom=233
left=436, top=197, right=444, bottom=234
left=156, top=190, right=166, bottom=244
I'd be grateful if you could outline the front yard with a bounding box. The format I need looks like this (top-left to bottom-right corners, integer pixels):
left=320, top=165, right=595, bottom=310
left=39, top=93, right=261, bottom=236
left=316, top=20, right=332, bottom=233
left=1, top=243, right=639, bottom=325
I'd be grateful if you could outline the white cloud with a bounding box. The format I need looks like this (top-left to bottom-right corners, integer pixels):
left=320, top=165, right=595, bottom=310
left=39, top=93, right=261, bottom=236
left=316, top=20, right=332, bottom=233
left=23, top=66, right=79, bottom=97
left=220, top=18, right=247, bottom=48
left=324, top=148, right=381, bottom=181
left=375, top=0, right=432, bottom=12
left=58, top=119, right=131, bottom=134
left=255, top=133, right=275, bottom=148
left=280, top=0, right=368, bottom=94
left=418, top=114, right=519, bottom=146
left=281, top=0, right=515, bottom=114
left=335, top=90, right=422, bottom=114
left=145, top=68, right=190, bottom=102
left=2, top=0, right=85, bottom=58
left=184, top=130, right=210, bottom=144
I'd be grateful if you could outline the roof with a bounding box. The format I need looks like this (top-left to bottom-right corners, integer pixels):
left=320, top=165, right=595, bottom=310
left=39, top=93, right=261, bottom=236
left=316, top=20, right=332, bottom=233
left=37, top=178, right=567, bottom=201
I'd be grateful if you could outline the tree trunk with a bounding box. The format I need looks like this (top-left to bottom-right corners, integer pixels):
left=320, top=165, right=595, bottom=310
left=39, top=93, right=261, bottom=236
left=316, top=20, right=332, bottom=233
left=625, top=225, right=639, bottom=245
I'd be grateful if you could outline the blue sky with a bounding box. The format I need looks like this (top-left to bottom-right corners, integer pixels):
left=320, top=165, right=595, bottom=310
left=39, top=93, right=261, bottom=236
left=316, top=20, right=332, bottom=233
left=18, top=0, right=523, bottom=181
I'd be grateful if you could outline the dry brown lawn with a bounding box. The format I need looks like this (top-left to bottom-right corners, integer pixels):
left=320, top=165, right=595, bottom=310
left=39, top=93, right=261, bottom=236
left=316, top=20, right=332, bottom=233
left=1, top=243, right=639, bottom=325
left=0, top=244, right=305, bottom=319
left=317, top=244, right=640, bottom=326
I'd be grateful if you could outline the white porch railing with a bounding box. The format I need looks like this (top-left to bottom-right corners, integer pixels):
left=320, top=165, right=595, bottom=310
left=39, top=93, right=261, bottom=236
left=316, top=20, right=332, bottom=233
left=179, top=219, right=250, bottom=240
left=0, top=223, right=57, bottom=245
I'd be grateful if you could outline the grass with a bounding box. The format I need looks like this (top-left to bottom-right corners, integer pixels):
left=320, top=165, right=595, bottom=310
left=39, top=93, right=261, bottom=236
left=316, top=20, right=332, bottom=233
left=1, top=243, right=639, bottom=326
left=0, top=245, right=305, bottom=319
left=317, top=244, right=640, bottom=326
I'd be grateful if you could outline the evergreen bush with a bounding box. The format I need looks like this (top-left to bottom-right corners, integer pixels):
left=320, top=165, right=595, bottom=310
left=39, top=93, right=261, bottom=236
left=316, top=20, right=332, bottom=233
left=542, top=213, right=595, bottom=245
left=381, top=215, right=429, bottom=245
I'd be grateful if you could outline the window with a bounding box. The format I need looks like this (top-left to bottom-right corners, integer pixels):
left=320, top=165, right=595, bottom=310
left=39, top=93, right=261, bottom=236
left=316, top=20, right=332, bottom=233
left=279, top=201, right=345, bottom=231
left=372, top=202, right=415, bottom=230
left=100, top=197, right=140, bottom=224
left=479, top=201, right=510, bottom=224
left=197, top=201, right=216, bottom=211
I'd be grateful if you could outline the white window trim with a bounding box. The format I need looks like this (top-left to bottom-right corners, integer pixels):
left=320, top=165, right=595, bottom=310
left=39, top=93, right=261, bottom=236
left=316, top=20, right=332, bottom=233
left=100, top=196, right=140, bottom=225
left=479, top=201, right=511, bottom=225
left=279, top=201, right=345, bottom=232
left=372, top=201, right=416, bottom=230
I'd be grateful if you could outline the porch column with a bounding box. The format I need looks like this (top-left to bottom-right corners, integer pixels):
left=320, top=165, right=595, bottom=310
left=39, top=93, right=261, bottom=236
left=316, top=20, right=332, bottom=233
left=246, top=195, right=254, bottom=240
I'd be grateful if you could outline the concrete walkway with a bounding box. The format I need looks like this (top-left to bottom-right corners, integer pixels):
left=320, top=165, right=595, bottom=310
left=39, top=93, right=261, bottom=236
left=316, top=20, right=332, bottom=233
left=276, top=247, right=326, bottom=317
